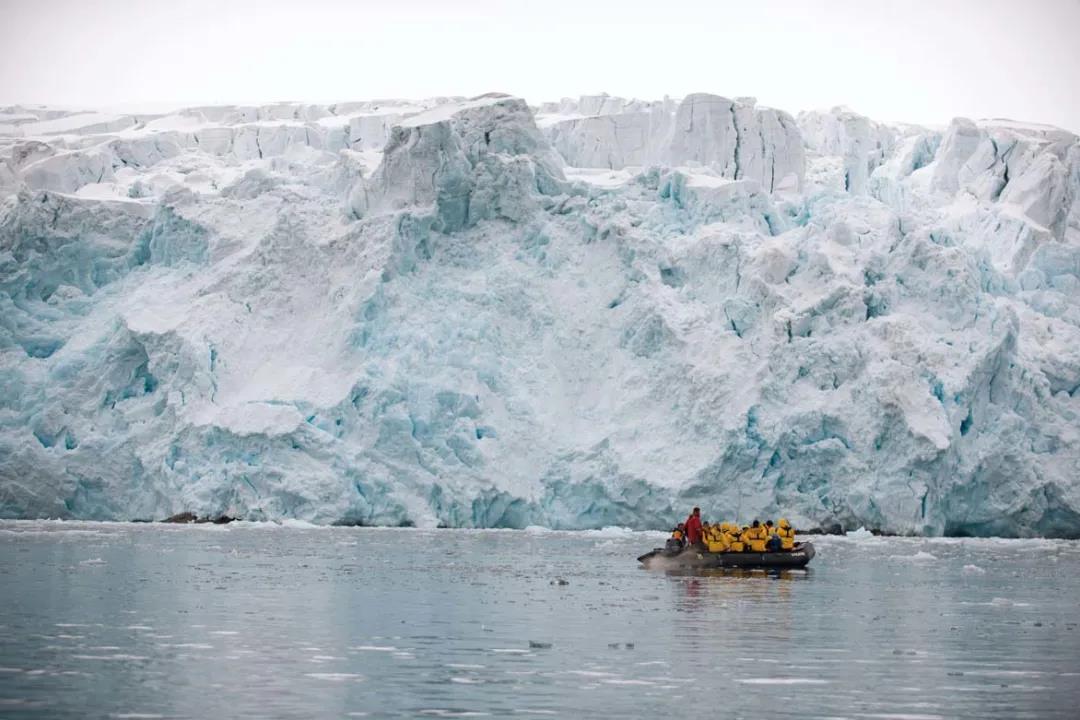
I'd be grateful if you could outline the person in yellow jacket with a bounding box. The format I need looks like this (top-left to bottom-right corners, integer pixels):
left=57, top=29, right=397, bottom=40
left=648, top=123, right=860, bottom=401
left=665, top=524, right=686, bottom=552
left=765, top=519, right=783, bottom=552
left=746, top=520, right=768, bottom=552
left=705, top=523, right=728, bottom=553
left=718, top=523, right=737, bottom=552
left=729, top=525, right=746, bottom=552
left=777, top=518, right=796, bottom=551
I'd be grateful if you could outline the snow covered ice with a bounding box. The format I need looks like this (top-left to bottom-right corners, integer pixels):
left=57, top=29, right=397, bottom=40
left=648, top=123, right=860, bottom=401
left=2, top=92, right=1080, bottom=536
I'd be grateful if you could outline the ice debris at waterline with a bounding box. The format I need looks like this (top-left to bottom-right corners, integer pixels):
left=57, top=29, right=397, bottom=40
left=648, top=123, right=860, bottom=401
left=1, top=93, right=1080, bottom=537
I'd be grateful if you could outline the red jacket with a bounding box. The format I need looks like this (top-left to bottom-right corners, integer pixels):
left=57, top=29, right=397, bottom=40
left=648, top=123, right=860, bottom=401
left=684, top=514, right=703, bottom=545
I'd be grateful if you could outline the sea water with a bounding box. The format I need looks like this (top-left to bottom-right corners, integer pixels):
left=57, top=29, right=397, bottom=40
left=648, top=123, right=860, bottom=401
left=1, top=521, right=1078, bottom=718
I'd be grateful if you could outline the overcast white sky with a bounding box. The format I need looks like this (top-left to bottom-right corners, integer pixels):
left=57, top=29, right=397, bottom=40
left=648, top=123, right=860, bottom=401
left=2, top=0, right=1078, bottom=131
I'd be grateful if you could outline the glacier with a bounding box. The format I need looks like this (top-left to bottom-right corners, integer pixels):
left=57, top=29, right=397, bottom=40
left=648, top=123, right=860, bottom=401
left=1, top=92, right=1079, bottom=536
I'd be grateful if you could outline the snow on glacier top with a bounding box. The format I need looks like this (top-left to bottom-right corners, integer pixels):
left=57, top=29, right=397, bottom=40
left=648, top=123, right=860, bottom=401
left=396, top=94, right=512, bottom=128
left=9, top=112, right=132, bottom=136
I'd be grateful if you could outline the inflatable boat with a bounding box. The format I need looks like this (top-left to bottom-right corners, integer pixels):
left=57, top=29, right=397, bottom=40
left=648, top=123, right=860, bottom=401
left=637, top=542, right=815, bottom=570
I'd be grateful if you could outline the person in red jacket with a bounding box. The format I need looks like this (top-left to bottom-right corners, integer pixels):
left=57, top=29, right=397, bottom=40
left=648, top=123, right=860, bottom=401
left=684, top=507, right=703, bottom=546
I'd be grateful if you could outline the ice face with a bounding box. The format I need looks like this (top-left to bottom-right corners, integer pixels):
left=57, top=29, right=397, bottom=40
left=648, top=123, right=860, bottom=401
left=798, top=107, right=896, bottom=196
left=1, top=96, right=1079, bottom=536
left=542, top=94, right=804, bottom=193
left=360, top=95, right=566, bottom=231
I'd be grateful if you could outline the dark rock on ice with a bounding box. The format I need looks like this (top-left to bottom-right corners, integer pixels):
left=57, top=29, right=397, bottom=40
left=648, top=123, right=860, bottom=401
left=163, top=512, right=198, bottom=524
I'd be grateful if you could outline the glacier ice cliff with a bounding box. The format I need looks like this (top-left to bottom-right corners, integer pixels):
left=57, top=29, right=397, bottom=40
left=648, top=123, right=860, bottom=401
left=1, top=93, right=1080, bottom=536
left=543, top=94, right=804, bottom=193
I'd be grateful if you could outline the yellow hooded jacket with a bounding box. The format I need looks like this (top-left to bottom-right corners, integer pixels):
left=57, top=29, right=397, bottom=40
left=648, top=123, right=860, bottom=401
left=777, top=519, right=795, bottom=550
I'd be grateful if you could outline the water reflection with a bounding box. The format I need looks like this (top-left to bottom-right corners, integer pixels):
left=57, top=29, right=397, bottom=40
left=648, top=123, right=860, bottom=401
left=663, top=567, right=810, bottom=580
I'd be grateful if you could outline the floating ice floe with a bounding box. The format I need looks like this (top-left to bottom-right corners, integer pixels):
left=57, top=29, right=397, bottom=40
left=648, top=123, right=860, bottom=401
left=887, top=551, right=938, bottom=563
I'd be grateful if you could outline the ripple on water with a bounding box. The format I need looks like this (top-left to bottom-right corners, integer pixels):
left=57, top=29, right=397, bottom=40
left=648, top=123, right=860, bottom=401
left=736, top=678, right=831, bottom=685
left=303, top=673, right=365, bottom=681
left=565, top=670, right=619, bottom=678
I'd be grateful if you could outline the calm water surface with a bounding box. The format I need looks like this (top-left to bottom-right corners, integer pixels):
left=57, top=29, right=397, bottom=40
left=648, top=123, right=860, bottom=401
left=1, top=521, right=1079, bottom=719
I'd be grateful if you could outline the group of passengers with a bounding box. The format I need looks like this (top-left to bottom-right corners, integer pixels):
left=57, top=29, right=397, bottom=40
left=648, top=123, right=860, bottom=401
left=667, top=507, right=796, bottom=553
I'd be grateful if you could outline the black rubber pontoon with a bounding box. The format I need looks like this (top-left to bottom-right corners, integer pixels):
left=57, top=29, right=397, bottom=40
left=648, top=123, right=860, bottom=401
left=637, top=542, right=815, bottom=570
